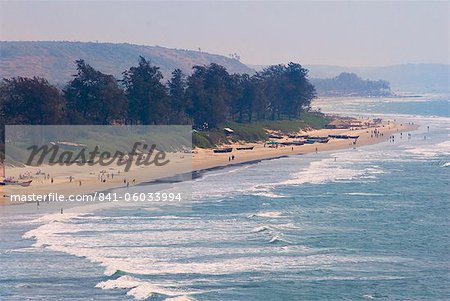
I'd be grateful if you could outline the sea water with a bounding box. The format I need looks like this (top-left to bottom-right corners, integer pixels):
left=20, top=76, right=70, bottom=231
left=1, top=95, right=449, bottom=300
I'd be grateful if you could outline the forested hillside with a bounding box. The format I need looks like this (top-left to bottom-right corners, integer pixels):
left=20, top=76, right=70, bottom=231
left=311, top=73, right=391, bottom=96
left=0, top=41, right=254, bottom=85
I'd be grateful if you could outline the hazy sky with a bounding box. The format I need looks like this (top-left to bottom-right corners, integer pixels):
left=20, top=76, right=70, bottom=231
left=0, top=1, right=448, bottom=67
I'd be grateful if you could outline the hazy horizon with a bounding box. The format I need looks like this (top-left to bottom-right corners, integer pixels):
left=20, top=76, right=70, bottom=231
left=1, top=1, right=448, bottom=67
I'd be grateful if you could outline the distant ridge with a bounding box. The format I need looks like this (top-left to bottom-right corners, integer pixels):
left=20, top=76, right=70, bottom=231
left=0, top=41, right=255, bottom=84
left=250, top=63, right=450, bottom=93
left=305, top=63, right=450, bottom=93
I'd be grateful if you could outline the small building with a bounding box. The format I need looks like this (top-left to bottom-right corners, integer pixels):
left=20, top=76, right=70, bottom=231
left=223, top=128, right=234, bottom=136
left=325, top=120, right=351, bottom=129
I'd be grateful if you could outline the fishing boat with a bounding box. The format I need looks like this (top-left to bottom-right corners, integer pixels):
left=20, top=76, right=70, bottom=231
left=236, top=146, right=254, bottom=150
left=288, top=134, right=309, bottom=139
left=268, top=134, right=283, bottom=139
left=328, top=134, right=359, bottom=139
left=280, top=141, right=305, bottom=146
left=0, top=179, right=33, bottom=187
left=213, top=147, right=233, bottom=153
left=304, top=139, right=317, bottom=144
left=305, top=137, right=329, bottom=144
left=316, top=138, right=330, bottom=143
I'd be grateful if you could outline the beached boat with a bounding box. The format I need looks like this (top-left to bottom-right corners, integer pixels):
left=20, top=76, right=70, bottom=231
left=304, top=137, right=330, bottom=144
left=288, top=134, right=309, bottom=139
left=0, top=179, right=32, bottom=187
left=236, top=146, right=254, bottom=150
left=316, top=138, right=330, bottom=143
left=304, top=139, right=317, bottom=144
left=213, top=147, right=233, bottom=153
left=328, top=134, right=360, bottom=139
left=280, top=141, right=305, bottom=146
left=268, top=134, right=283, bottom=139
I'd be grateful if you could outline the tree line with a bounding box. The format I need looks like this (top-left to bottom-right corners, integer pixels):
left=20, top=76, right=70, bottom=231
left=0, top=57, right=316, bottom=135
left=311, top=72, right=391, bottom=97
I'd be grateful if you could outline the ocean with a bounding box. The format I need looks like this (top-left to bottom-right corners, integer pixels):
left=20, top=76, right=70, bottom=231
left=1, top=95, right=449, bottom=300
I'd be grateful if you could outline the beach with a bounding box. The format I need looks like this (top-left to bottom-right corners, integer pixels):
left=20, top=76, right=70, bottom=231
left=1, top=119, right=418, bottom=205
left=1, top=95, right=448, bottom=301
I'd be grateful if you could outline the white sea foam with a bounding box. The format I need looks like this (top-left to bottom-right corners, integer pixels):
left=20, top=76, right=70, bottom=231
left=165, top=296, right=197, bottom=301
left=96, top=276, right=199, bottom=300
left=249, top=211, right=283, bottom=218
left=404, top=140, right=450, bottom=157
left=252, top=225, right=273, bottom=233
left=23, top=208, right=411, bottom=299
left=345, top=192, right=384, bottom=196
left=21, top=124, right=433, bottom=299
left=242, top=179, right=287, bottom=198
left=269, top=235, right=290, bottom=244
left=280, top=157, right=376, bottom=186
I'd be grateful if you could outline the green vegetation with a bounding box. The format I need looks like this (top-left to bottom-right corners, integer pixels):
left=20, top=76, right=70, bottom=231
left=1, top=58, right=316, bottom=127
left=311, top=72, right=391, bottom=96
left=193, top=112, right=331, bottom=148
left=299, top=111, right=332, bottom=129
left=1, top=58, right=322, bottom=155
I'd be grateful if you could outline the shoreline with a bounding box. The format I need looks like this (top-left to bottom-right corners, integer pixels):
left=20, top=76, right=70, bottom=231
left=0, top=120, right=419, bottom=207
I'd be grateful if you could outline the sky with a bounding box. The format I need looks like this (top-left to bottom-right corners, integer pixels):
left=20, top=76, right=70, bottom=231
left=0, top=1, right=448, bottom=67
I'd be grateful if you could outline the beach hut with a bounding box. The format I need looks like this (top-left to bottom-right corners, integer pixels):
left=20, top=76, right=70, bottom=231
left=223, top=128, right=234, bottom=136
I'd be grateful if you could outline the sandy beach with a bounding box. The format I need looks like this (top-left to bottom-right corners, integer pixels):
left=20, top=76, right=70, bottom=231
left=0, top=120, right=418, bottom=205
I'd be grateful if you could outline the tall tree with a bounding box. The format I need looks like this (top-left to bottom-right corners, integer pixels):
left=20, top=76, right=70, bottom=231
left=64, top=60, right=127, bottom=124
left=168, top=69, right=190, bottom=124
left=259, top=64, right=287, bottom=120
left=0, top=77, right=66, bottom=125
left=283, top=62, right=316, bottom=119
left=186, top=63, right=231, bottom=128
left=122, top=57, right=168, bottom=125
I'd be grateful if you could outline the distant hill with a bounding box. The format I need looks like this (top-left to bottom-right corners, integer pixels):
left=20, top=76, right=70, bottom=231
left=306, top=64, right=450, bottom=93
left=0, top=41, right=255, bottom=85
left=251, top=63, right=449, bottom=93
left=311, top=73, right=391, bottom=97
